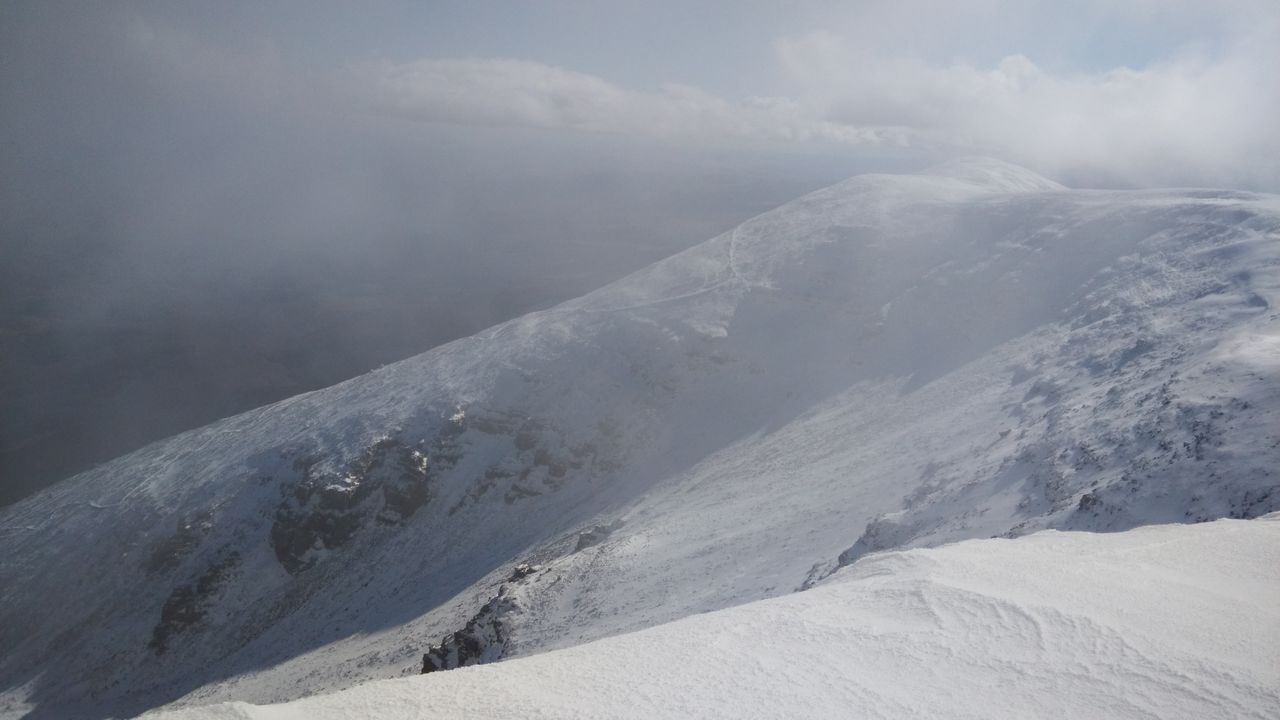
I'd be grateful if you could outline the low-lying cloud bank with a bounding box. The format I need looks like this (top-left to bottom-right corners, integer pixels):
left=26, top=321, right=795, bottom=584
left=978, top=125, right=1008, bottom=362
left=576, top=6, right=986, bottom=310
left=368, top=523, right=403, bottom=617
left=774, top=26, right=1280, bottom=189
left=349, top=3, right=1278, bottom=189
left=357, top=58, right=889, bottom=146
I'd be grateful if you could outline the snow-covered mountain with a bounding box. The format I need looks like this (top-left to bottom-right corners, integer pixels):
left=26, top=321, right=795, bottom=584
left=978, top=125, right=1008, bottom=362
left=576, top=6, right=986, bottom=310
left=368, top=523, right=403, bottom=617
left=149, top=514, right=1280, bottom=720
left=1, top=158, right=1277, bottom=719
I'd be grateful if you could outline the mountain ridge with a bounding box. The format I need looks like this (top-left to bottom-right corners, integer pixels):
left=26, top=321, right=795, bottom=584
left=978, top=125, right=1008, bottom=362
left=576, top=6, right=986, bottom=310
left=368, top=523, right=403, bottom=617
left=2, top=158, right=1277, bottom=719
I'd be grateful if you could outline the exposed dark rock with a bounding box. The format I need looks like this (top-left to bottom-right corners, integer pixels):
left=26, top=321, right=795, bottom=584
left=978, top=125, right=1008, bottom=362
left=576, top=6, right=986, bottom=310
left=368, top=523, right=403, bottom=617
left=573, top=520, right=624, bottom=553
left=270, top=431, right=449, bottom=574
left=447, top=409, right=611, bottom=515
left=807, top=368, right=1279, bottom=592
left=1077, top=491, right=1102, bottom=512
left=148, top=550, right=240, bottom=655
left=507, top=563, right=540, bottom=582
left=797, top=559, right=839, bottom=591
left=419, top=561, right=547, bottom=674
left=421, top=588, right=520, bottom=674
left=797, top=514, right=908, bottom=591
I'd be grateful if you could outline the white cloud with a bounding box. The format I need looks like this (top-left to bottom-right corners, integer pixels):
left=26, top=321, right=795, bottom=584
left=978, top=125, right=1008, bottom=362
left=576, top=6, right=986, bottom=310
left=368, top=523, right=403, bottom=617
left=341, top=1, right=1279, bottom=189
left=350, top=57, right=893, bottom=147
left=772, top=23, right=1280, bottom=187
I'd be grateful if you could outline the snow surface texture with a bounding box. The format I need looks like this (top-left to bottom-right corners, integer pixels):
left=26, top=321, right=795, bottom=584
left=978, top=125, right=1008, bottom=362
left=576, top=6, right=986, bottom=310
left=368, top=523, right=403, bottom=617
left=1, top=158, right=1277, bottom=718
left=152, top=516, right=1280, bottom=720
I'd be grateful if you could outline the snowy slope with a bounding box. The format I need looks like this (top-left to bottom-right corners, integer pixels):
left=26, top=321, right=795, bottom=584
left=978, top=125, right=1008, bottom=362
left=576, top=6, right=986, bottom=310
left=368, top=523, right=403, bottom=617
left=1, top=158, right=1277, bottom=719
left=151, top=515, right=1280, bottom=720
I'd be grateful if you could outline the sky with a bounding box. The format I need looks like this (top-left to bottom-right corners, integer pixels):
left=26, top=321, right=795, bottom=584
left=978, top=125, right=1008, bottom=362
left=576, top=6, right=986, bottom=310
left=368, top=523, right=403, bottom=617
left=1, top=0, right=1278, bottom=504
left=10, top=0, right=1272, bottom=185
left=7, top=1, right=1279, bottom=187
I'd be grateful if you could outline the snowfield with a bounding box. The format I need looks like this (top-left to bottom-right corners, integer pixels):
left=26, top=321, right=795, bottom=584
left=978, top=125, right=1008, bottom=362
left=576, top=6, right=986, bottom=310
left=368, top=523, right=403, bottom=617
left=152, top=515, right=1280, bottom=720
left=1, top=158, right=1277, bottom=718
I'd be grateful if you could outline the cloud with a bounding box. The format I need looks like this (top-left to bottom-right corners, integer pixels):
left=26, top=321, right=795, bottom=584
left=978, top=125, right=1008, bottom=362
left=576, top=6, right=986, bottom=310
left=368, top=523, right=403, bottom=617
left=349, top=57, right=892, bottom=147
left=771, top=9, right=1280, bottom=188
left=338, top=1, right=1280, bottom=188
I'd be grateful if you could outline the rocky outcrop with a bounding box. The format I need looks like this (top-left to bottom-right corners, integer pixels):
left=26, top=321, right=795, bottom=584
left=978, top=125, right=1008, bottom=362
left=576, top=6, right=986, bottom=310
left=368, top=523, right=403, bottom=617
left=269, top=426, right=457, bottom=574
left=445, top=410, right=617, bottom=516
left=573, top=519, right=624, bottom=552
left=148, top=550, right=240, bottom=655
left=800, top=317, right=1279, bottom=592
left=420, top=564, right=540, bottom=674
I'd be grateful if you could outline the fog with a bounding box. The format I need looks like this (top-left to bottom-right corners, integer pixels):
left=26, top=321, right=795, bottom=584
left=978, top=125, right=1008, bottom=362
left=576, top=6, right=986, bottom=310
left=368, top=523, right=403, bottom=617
left=2, top=1, right=1276, bottom=505
left=0, top=5, right=888, bottom=505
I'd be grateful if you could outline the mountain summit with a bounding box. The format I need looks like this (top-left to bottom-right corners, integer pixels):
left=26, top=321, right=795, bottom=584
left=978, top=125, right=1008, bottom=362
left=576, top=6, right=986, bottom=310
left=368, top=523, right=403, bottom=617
left=2, top=158, right=1277, bottom=719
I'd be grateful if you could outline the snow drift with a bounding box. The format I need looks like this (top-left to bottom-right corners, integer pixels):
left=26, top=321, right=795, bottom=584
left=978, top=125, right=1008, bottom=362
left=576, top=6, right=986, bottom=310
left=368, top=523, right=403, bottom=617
left=151, top=515, right=1280, bottom=720
left=1, top=158, right=1277, bottom=718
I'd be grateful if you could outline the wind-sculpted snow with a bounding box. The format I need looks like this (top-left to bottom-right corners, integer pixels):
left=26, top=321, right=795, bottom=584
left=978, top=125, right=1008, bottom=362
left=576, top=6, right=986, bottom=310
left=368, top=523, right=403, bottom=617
left=1, top=159, right=1277, bottom=718
left=150, top=516, right=1280, bottom=720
